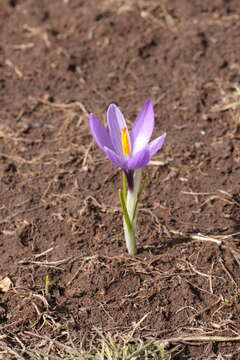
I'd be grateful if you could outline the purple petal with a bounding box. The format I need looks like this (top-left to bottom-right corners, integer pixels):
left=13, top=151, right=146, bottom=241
left=127, top=148, right=150, bottom=170
left=107, top=104, right=129, bottom=155
left=131, top=99, right=154, bottom=154
left=89, top=113, right=113, bottom=152
left=149, top=133, right=167, bottom=157
left=104, top=146, right=126, bottom=169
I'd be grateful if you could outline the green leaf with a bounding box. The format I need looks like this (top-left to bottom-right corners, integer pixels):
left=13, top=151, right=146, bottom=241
left=122, top=171, right=127, bottom=201
left=133, top=172, right=147, bottom=220
left=118, top=189, right=132, bottom=234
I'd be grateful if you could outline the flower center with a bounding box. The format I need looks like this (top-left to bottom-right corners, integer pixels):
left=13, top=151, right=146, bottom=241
left=121, top=127, right=130, bottom=156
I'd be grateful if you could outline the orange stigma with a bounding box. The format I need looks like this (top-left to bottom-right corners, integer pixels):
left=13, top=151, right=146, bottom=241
left=121, top=127, right=130, bottom=156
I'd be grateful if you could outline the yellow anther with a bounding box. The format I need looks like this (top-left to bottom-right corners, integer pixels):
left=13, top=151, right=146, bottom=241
left=121, top=127, right=130, bottom=156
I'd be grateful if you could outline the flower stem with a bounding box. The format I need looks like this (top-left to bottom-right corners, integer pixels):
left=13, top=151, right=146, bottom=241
left=122, top=169, right=142, bottom=255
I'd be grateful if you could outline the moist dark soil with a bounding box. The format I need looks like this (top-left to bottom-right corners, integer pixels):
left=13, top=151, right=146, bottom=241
left=1, top=0, right=240, bottom=359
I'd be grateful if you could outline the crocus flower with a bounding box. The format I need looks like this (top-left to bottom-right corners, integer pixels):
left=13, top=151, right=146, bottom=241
left=89, top=100, right=166, bottom=190
left=89, top=100, right=167, bottom=255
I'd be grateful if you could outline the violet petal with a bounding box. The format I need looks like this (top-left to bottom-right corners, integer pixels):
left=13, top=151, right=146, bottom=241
left=107, top=104, right=129, bottom=155
left=149, top=133, right=167, bottom=157
left=89, top=113, right=113, bottom=152
left=131, top=99, right=154, bottom=154
left=127, top=148, right=150, bottom=170
left=104, top=146, right=126, bottom=169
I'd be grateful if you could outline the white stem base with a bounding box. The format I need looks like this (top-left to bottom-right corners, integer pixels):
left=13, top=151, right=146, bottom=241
left=123, top=220, right=136, bottom=255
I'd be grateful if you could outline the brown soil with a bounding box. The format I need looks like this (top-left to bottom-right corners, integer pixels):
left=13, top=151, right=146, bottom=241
left=1, top=0, right=240, bottom=358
